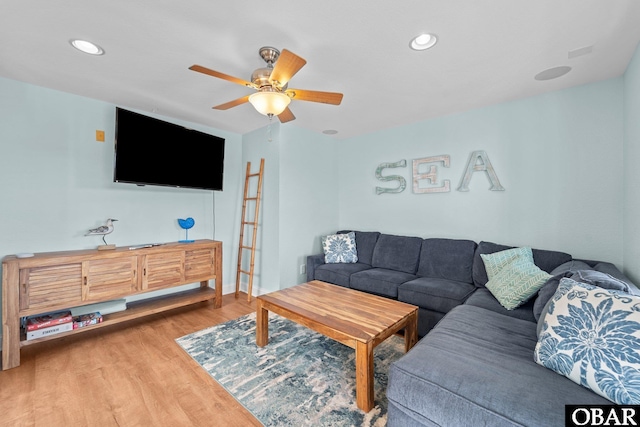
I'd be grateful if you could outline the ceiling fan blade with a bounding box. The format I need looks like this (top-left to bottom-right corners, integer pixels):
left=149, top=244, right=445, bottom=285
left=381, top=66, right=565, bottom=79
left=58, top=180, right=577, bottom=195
left=285, top=89, right=343, bottom=105
left=189, top=65, right=256, bottom=88
left=269, top=50, right=307, bottom=87
left=278, top=107, right=296, bottom=123
left=213, top=95, right=251, bottom=110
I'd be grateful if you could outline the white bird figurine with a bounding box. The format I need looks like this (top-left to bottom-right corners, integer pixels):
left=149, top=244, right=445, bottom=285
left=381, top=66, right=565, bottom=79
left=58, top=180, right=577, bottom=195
left=85, top=218, right=118, bottom=245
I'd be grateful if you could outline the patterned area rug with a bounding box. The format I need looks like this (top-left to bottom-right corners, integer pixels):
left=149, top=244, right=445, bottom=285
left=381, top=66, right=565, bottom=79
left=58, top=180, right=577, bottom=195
left=176, top=312, right=405, bottom=426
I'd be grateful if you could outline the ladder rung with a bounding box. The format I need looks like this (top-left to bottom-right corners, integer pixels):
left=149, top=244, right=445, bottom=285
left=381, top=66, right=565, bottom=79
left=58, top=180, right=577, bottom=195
left=240, top=245, right=253, bottom=250
left=248, top=173, right=261, bottom=177
left=245, top=197, right=258, bottom=201
left=239, top=269, right=251, bottom=275
left=242, top=221, right=257, bottom=225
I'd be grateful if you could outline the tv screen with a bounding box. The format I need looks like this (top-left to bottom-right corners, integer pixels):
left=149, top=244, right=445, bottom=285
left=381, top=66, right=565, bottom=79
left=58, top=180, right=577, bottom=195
left=114, top=108, right=225, bottom=191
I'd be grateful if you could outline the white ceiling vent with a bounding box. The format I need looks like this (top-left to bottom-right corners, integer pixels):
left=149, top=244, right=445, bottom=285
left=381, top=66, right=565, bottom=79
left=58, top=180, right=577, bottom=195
left=568, top=45, right=594, bottom=59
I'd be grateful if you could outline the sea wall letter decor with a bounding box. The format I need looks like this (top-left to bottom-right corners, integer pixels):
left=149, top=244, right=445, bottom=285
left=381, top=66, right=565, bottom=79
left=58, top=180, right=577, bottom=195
left=413, top=155, right=451, bottom=193
left=375, top=150, right=504, bottom=195
left=375, top=160, right=407, bottom=194
left=457, top=150, right=505, bottom=192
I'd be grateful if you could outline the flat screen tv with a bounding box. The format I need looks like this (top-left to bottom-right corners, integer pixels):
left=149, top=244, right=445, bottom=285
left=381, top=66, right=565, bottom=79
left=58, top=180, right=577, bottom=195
left=114, top=107, right=225, bottom=191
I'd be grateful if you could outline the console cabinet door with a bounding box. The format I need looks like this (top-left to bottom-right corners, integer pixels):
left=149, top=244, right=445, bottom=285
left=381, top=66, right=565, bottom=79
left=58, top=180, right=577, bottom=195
left=19, top=263, right=83, bottom=312
left=184, top=248, right=216, bottom=282
left=82, top=256, right=138, bottom=301
left=141, top=251, right=185, bottom=290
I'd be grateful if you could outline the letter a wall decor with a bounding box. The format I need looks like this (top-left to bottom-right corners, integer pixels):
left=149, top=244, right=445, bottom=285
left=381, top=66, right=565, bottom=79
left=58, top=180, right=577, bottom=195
left=457, top=150, right=504, bottom=192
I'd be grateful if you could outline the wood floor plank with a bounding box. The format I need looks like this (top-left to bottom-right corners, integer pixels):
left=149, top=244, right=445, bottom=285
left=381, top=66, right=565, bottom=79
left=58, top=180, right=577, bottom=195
left=0, top=293, right=261, bottom=427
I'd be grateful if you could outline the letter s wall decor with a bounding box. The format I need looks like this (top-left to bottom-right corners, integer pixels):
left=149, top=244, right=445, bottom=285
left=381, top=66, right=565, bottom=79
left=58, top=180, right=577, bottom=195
left=375, top=160, right=407, bottom=194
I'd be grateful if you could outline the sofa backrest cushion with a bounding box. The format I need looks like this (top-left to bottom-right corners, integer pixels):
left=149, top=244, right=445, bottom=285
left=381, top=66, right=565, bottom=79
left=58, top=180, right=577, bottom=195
left=472, top=241, right=571, bottom=287
left=417, top=238, right=477, bottom=284
left=338, top=230, right=380, bottom=266
left=371, top=234, right=423, bottom=274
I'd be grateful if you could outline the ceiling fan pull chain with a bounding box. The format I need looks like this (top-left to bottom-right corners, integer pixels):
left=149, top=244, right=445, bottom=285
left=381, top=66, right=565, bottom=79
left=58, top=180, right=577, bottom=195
left=267, top=119, right=273, bottom=142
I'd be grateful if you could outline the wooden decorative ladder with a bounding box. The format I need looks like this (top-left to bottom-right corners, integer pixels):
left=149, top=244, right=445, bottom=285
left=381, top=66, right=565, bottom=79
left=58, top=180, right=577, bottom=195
left=235, top=158, right=265, bottom=302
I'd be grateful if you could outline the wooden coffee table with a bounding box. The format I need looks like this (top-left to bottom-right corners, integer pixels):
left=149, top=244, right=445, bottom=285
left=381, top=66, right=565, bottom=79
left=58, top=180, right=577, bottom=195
left=256, top=280, right=418, bottom=412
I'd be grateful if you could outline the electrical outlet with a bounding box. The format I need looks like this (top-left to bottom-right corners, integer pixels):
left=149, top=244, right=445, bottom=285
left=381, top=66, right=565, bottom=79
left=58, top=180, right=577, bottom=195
left=299, top=264, right=306, bottom=275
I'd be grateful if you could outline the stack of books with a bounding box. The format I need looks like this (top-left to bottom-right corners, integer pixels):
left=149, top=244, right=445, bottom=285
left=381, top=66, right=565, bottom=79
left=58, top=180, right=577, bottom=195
left=25, top=310, right=73, bottom=340
left=25, top=310, right=104, bottom=340
left=72, top=312, right=103, bottom=329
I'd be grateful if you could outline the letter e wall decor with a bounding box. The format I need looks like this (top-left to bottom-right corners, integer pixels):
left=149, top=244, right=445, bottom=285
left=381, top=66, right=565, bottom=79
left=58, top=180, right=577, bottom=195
left=413, top=155, right=451, bottom=193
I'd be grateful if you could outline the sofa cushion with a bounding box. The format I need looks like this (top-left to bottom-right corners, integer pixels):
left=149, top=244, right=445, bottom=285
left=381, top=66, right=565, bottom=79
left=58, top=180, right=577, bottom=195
left=371, top=234, right=423, bottom=274
left=387, top=305, right=610, bottom=427
left=350, top=268, right=417, bottom=298
left=314, top=263, right=371, bottom=288
left=321, top=231, right=358, bottom=263
left=535, top=278, right=640, bottom=405
left=338, top=230, right=380, bottom=266
left=484, top=255, right=551, bottom=310
left=464, top=288, right=536, bottom=322
left=399, top=277, right=476, bottom=313
left=472, top=241, right=571, bottom=287
left=416, top=238, right=476, bottom=284
left=415, top=307, right=446, bottom=339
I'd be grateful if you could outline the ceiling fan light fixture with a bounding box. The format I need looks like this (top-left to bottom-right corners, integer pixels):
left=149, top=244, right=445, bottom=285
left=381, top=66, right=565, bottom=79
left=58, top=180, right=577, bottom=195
left=249, top=91, right=291, bottom=116
left=69, top=39, right=104, bottom=55
left=410, top=33, right=438, bottom=51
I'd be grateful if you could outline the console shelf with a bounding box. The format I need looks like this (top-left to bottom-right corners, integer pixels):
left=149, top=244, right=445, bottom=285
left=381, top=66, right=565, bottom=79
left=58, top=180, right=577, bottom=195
left=3, top=240, right=222, bottom=370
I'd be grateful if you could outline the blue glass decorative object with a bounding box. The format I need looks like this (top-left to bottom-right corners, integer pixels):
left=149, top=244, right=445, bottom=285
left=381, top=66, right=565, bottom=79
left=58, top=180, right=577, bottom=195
left=178, top=217, right=195, bottom=243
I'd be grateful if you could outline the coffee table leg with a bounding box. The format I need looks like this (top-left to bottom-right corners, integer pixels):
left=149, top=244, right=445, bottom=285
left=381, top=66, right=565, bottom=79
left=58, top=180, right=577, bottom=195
left=404, top=310, right=418, bottom=352
left=355, top=340, right=374, bottom=412
left=256, top=299, right=269, bottom=347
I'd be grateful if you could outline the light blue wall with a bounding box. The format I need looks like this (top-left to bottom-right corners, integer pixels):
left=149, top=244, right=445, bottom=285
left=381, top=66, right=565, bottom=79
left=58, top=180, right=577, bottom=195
left=3, top=45, right=640, bottom=326
left=624, top=42, right=640, bottom=283
left=239, top=123, right=339, bottom=294
left=338, top=79, right=624, bottom=266
left=240, top=124, right=282, bottom=296
left=278, top=126, right=339, bottom=287
left=0, top=77, right=243, bottom=330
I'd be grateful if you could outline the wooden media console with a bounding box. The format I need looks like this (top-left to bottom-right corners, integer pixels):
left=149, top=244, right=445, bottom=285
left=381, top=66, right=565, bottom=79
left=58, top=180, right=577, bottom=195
left=2, top=239, right=222, bottom=370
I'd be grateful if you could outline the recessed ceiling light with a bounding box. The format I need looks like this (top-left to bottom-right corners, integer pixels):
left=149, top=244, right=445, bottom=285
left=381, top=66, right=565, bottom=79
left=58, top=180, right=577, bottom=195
left=534, top=66, right=572, bottom=81
left=410, top=33, right=438, bottom=51
left=70, top=39, right=104, bottom=55
left=322, top=129, right=338, bottom=135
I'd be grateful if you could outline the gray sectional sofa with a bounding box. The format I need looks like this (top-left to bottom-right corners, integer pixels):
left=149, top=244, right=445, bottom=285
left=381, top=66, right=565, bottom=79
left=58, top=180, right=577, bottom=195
left=306, top=230, right=638, bottom=426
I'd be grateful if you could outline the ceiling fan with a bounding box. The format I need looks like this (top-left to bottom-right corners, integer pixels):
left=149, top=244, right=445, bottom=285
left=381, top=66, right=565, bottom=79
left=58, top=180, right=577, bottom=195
left=189, top=46, right=343, bottom=123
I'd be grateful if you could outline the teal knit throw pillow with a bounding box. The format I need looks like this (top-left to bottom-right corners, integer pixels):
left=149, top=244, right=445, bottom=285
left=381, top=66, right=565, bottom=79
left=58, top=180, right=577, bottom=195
left=481, top=246, right=533, bottom=281
left=485, top=255, right=552, bottom=310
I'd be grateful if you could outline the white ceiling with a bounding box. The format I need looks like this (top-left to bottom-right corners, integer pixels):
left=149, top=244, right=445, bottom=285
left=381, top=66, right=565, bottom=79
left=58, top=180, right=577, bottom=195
left=2, top=1, right=640, bottom=139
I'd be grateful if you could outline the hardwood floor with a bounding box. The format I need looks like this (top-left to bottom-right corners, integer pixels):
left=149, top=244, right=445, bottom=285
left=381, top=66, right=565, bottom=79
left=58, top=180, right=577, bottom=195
left=0, top=293, right=261, bottom=427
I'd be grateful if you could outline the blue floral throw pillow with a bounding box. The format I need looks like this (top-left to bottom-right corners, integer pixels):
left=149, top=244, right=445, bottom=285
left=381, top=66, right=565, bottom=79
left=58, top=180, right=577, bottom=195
left=534, top=278, right=640, bottom=404
left=322, top=232, right=358, bottom=264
